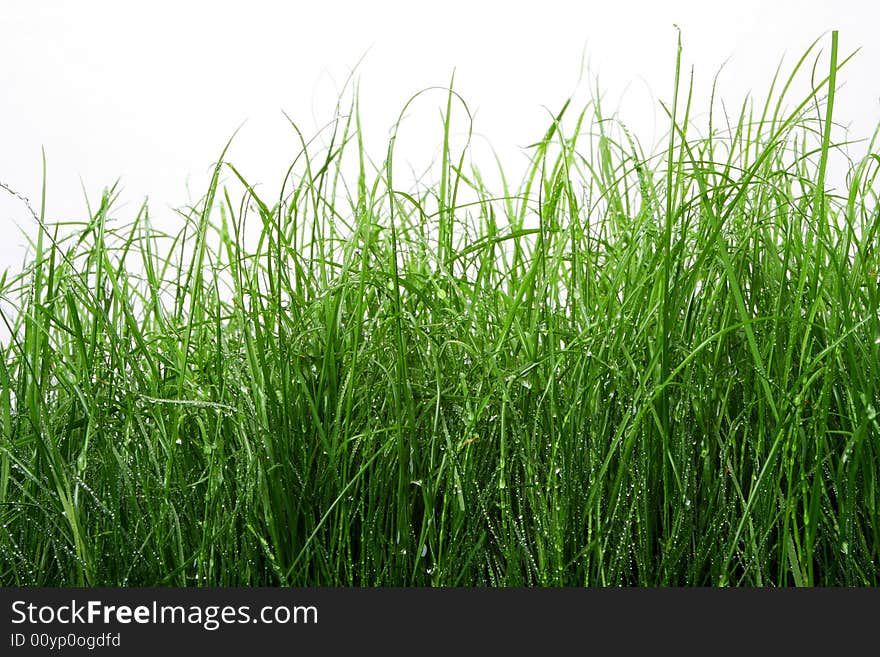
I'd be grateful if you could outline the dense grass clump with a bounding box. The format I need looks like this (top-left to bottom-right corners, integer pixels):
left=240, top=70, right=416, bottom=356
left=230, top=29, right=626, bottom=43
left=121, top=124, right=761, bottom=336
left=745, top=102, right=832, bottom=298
left=1, top=33, right=878, bottom=585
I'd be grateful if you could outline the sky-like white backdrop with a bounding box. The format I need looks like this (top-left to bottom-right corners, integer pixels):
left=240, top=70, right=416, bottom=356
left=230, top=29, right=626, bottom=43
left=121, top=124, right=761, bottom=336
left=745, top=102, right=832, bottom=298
left=1, top=0, right=878, bottom=275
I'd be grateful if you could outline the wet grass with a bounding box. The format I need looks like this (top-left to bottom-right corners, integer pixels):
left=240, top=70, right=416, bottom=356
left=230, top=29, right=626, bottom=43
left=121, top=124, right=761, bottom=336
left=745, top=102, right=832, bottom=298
left=0, top=32, right=878, bottom=585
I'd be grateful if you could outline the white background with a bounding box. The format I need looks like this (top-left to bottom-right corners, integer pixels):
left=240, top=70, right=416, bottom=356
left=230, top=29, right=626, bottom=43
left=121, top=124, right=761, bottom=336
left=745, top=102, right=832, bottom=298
left=1, top=0, right=879, bottom=275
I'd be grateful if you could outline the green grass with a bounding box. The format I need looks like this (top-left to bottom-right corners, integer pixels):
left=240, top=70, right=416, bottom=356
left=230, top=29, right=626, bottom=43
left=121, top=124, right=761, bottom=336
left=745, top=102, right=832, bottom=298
left=1, top=32, right=878, bottom=586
